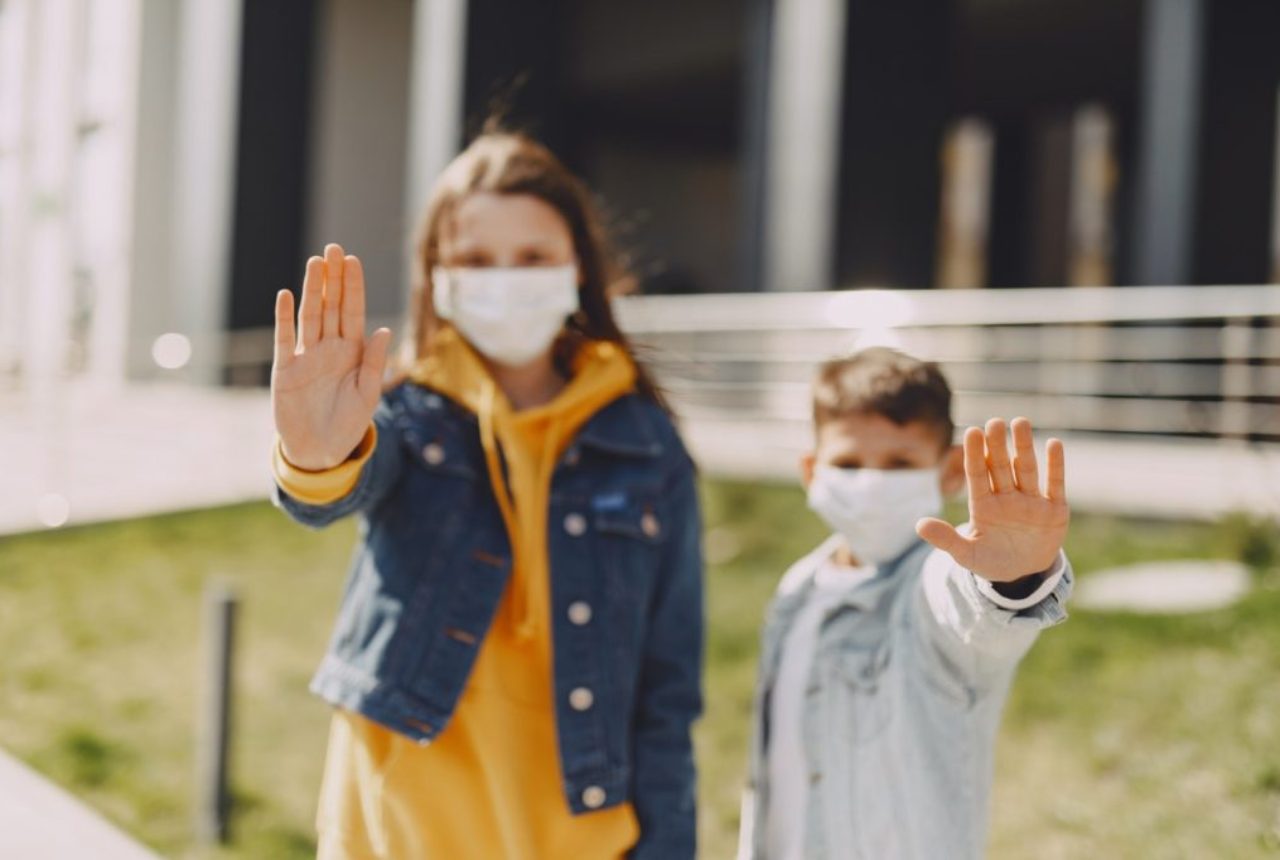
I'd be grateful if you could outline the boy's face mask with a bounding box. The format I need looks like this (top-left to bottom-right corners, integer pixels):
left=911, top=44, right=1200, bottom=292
left=806, top=464, right=942, bottom=566
left=432, top=265, right=580, bottom=367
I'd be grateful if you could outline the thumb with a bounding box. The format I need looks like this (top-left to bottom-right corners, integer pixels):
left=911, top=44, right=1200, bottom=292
left=916, top=517, right=974, bottom=567
left=358, top=327, right=393, bottom=405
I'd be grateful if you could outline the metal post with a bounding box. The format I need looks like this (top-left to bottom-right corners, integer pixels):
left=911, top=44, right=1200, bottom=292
left=404, top=0, right=468, bottom=298
left=195, top=582, right=237, bottom=845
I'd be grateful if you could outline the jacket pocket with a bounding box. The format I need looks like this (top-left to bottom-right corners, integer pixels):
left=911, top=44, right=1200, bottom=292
left=833, top=643, right=892, bottom=746
left=396, top=419, right=480, bottom=482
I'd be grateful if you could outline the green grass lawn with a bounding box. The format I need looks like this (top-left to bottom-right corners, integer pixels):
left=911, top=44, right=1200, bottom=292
left=1, top=481, right=1278, bottom=858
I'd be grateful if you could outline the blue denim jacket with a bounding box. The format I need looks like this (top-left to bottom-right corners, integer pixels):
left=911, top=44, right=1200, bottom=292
left=273, top=381, right=704, bottom=859
left=739, top=536, right=1072, bottom=859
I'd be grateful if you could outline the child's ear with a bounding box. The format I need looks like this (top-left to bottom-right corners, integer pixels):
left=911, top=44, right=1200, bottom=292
left=939, top=444, right=965, bottom=496
left=799, top=452, right=816, bottom=489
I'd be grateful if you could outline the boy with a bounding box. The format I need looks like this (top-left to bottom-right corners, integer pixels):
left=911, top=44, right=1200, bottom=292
left=738, top=348, right=1072, bottom=860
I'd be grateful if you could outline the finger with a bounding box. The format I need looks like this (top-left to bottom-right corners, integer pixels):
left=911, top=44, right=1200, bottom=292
left=358, top=327, right=393, bottom=406
left=273, top=289, right=296, bottom=366
left=323, top=243, right=345, bottom=340
left=1045, top=438, right=1067, bottom=503
left=341, top=255, right=366, bottom=341
left=916, top=517, right=975, bottom=568
left=962, top=426, right=991, bottom=500
left=1010, top=416, right=1040, bottom=496
left=298, top=256, right=324, bottom=348
left=985, top=417, right=1015, bottom=493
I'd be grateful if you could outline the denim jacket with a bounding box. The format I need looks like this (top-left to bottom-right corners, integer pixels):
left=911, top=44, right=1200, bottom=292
left=739, top=536, right=1072, bottom=860
left=273, top=381, right=703, bottom=859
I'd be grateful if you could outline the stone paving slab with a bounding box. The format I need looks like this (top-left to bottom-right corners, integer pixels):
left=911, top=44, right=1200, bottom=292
left=1074, top=559, right=1253, bottom=613
left=0, top=748, right=162, bottom=859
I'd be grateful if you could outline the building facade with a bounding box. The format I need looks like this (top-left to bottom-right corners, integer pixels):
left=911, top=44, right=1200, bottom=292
left=2, top=0, right=1277, bottom=388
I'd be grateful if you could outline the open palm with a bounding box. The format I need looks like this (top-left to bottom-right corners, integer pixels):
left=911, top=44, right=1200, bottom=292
left=272, top=243, right=392, bottom=471
left=917, top=417, right=1069, bottom=582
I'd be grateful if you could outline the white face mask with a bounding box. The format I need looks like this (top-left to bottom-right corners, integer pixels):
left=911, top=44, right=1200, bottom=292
left=432, top=265, right=580, bottom=367
left=806, top=464, right=942, bottom=566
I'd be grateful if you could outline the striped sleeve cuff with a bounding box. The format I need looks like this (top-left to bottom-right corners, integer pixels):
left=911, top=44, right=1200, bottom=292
left=972, top=552, right=1068, bottom=611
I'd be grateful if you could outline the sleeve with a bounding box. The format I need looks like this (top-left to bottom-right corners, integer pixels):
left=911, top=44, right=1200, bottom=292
left=271, top=396, right=405, bottom=529
left=628, top=458, right=705, bottom=860
left=912, top=544, right=1073, bottom=690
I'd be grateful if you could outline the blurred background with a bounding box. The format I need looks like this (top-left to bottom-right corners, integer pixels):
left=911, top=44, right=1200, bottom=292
left=1, top=0, right=1279, bottom=857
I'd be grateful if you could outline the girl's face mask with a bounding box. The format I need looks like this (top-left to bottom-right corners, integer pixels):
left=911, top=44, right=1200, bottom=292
left=806, top=464, right=943, bottom=566
left=432, top=265, right=579, bottom=367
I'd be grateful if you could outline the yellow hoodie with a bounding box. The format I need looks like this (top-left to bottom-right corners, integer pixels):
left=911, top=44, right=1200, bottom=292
left=277, top=326, right=641, bottom=859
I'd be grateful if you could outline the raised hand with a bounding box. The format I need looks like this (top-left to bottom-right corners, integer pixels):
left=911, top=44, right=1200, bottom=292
left=916, top=417, right=1069, bottom=582
left=272, top=243, right=393, bottom=471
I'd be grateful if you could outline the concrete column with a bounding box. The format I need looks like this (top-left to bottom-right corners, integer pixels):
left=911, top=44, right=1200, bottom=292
left=80, top=0, right=146, bottom=390
left=1130, top=0, right=1204, bottom=285
left=25, top=0, right=78, bottom=385
left=403, top=0, right=468, bottom=294
left=761, top=0, right=847, bottom=292
left=308, top=0, right=413, bottom=322
left=168, top=0, right=243, bottom=383
left=124, top=0, right=180, bottom=381
left=0, top=0, right=34, bottom=382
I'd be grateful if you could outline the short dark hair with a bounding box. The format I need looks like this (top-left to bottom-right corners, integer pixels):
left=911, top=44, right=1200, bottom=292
left=812, top=347, right=954, bottom=447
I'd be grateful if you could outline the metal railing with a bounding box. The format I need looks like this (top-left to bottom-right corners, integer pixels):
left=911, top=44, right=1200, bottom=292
left=614, top=285, right=1280, bottom=443
left=216, top=285, right=1279, bottom=442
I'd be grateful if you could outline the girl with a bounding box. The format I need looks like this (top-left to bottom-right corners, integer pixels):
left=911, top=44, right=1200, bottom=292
left=270, top=131, right=703, bottom=859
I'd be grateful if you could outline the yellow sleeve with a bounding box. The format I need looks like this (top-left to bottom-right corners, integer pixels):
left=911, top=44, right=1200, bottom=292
left=272, top=424, right=378, bottom=506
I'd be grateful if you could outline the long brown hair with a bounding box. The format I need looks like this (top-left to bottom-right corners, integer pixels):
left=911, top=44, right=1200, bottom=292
left=401, top=128, right=667, bottom=409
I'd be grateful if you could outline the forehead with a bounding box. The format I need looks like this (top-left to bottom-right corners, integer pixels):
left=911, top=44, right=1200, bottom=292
left=815, top=412, right=944, bottom=459
left=441, top=192, right=573, bottom=250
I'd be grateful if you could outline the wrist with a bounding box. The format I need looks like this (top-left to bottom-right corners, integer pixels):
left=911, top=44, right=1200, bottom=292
left=277, top=442, right=339, bottom=472
left=990, top=572, right=1046, bottom=600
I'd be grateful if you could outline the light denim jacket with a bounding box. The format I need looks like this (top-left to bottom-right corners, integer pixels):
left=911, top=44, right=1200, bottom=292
left=739, top=535, right=1072, bottom=860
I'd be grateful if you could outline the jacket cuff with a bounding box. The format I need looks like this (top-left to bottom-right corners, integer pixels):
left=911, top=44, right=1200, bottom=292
left=972, top=552, right=1067, bottom=611
left=272, top=424, right=377, bottom=506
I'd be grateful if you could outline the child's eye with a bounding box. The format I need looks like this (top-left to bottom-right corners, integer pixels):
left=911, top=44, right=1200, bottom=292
left=517, top=250, right=552, bottom=266
left=447, top=253, right=492, bottom=268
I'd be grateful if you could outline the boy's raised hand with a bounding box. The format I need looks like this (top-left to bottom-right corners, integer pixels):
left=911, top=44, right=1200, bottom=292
left=272, top=243, right=393, bottom=471
left=916, top=418, right=1069, bottom=582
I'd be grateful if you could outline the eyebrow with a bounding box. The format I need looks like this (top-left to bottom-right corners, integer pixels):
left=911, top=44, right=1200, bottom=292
left=444, top=236, right=564, bottom=254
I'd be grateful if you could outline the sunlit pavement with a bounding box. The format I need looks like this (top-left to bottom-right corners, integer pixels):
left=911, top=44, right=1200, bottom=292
left=0, top=747, right=163, bottom=860
left=2, top=383, right=274, bottom=535
left=3, top=385, right=1279, bottom=536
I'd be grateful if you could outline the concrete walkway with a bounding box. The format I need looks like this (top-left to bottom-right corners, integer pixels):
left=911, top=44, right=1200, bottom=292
left=2, top=382, right=274, bottom=535
left=2, top=383, right=1279, bottom=536
left=0, top=748, right=162, bottom=859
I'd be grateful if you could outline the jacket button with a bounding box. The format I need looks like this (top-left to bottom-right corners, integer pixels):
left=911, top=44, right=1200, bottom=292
left=567, top=601, right=593, bottom=626
left=563, top=447, right=581, bottom=467
left=422, top=443, right=445, bottom=466
left=564, top=513, right=587, bottom=536
left=640, top=512, right=660, bottom=538
left=582, top=786, right=606, bottom=809
left=569, top=687, right=595, bottom=711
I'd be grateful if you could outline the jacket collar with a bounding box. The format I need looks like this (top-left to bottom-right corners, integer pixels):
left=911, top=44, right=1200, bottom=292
left=776, top=535, right=932, bottom=612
